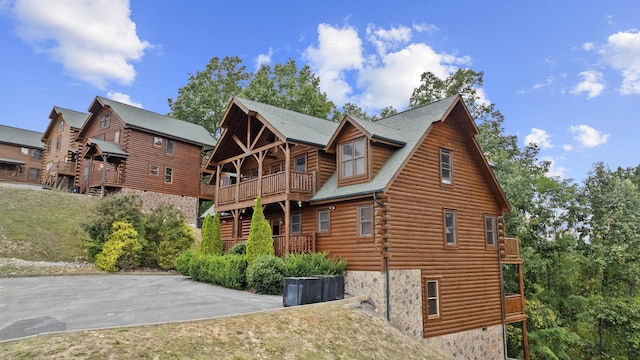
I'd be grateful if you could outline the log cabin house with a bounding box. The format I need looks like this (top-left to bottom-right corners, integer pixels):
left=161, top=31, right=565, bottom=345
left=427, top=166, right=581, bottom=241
left=74, top=96, right=216, bottom=224
left=41, top=106, right=89, bottom=191
left=205, top=96, right=529, bottom=359
left=0, top=125, right=43, bottom=184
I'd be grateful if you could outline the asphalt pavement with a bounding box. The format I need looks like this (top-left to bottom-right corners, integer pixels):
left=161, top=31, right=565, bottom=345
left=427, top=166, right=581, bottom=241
left=0, top=274, right=283, bottom=341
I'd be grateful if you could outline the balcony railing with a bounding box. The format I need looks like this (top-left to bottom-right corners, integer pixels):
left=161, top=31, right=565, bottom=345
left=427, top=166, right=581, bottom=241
left=218, top=171, right=315, bottom=205
left=87, top=169, right=123, bottom=188
left=502, top=237, right=521, bottom=259
left=52, top=161, right=76, bottom=175
left=504, top=293, right=526, bottom=323
left=221, top=233, right=315, bottom=256
left=200, top=184, right=215, bottom=199
left=0, top=169, right=19, bottom=181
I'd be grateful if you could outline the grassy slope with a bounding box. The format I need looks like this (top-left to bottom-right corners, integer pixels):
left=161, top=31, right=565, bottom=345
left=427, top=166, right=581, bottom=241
left=0, top=300, right=449, bottom=360
left=0, top=186, right=97, bottom=262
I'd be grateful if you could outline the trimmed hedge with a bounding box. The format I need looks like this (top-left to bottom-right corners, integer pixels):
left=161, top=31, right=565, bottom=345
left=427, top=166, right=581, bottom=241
left=175, top=251, right=247, bottom=290
left=283, top=252, right=347, bottom=278
left=246, top=255, right=284, bottom=295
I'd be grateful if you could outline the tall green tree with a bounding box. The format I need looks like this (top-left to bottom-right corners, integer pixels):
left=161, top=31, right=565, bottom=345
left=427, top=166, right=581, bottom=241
left=241, top=58, right=338, bottom=120
left=210, top=212, right=223, bottom=255
left=245, top=196, right=274, bottom=266
left=200, top=213, right=214, bottom=255
left=168, top=56, right=251, bottom=135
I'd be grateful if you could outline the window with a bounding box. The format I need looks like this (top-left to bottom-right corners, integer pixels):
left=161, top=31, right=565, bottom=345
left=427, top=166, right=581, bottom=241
left=341, top=138, right=366, bottom=178
left=57, top=121, right=64, bottom=132
left=290, top=213, right=301, bottom=234
left=485, top=215, right=496, bottom=246
left=55, top=135, right=62, bottom=151
left=271, top=163, right=282, bottom=174
left=92, top=134, right=105, bottom=141
left=28, top=168, right=40, bottom=181
left=21, top=147, right=29, bottom=155
left=164, top=167, right=173, bottom=183
left=440, top=148, right=452, bottom=184
left=154, top=136, right=163, bottom=147
left=444, top=210, right=457, bottom=246
left=220, top=176, right=230, bottom=187
left=99, top=114, right=110, bottom=129
left=318, top=210, right=330, bottom=232
left=166, top=139, right=174, bottom=155
left=294, top=154, right=307, bottom=172
left=249, top=168, right=259, bottom=179
left=31, top=149, right=42, bottom=160
left=425, top=279, right=440, bottom=318
left=358, top=205, right=373, bottom=237
left=114, top=131, right=120, bottom=144
left=149, top=164, right=159, bottom=176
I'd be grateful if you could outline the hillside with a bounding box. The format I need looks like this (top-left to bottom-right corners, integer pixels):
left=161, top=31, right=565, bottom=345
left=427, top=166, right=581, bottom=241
left=0, top=184, right=97, bottom=262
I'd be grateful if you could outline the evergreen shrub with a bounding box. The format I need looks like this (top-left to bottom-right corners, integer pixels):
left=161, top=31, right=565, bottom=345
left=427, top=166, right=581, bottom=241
left=246, top=255, right=284, bottom=295
left=95, top=221, right=143, bottom=272
left=229, top=242, right=247, bottom=255
left=245, top=196, right=274, bottom=266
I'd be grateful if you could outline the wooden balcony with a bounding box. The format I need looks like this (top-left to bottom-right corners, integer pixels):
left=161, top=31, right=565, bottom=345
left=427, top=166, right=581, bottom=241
left=87, top=169, right=123, bottom=188
left=0, top=169, right=19, bottom=181
left=218, top=171, right=315, bottom=206
left=221, top=233, right=316, bottom=256
left=52, top=161, right=76, bottom=175
left=501, top=237, right=522, bottom=262
left=504, top=293, right=527, bottom=323
left=199, top=184, right=215, bottom=200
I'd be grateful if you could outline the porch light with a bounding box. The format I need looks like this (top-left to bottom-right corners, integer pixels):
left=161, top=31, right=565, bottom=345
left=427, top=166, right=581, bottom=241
left=297, top=201, right=303, bottom=208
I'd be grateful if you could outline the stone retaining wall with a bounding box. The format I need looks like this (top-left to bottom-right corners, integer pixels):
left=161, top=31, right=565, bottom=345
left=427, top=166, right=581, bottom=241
left=122, top=189, right=198, bottom=224
left=423, top=324, right=504, bottom=360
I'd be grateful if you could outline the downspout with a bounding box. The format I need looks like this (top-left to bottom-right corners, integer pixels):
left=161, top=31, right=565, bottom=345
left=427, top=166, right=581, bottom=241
left=497, top=215, right=507, bottom=360
left=373, top=192, right=390, bottom=321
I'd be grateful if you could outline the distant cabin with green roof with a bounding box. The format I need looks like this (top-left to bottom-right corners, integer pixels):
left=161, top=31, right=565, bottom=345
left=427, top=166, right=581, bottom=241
left=74, top=95, right=216, bottom=223
left=0, top=124, right=44, bottom=184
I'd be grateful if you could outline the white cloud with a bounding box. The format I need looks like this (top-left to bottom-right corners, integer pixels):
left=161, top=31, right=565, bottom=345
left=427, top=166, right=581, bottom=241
left=570, top=71, right=605, bottom=98
left=563, top=144, right=574, bottom=151
left=304, top=23, right=471, bottom=111
left=583, top=42, right=595, bottom=51
left=255, top=48, right=273, bottom=70
left=599, top=30, right=640, bottom=95
left=412, top=22, right=439, bottom=35
left=569, top=125, right=610, bottom=148
left=525, top=128, right=553, bottom=149
left=11, top=0, right=150, bottom=89
left=541, top=156, right=568, bottom=179
left=106, top=92, right=142, bottom=108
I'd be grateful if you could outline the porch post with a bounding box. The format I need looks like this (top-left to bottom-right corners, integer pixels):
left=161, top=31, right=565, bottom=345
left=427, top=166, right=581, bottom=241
left=284, top=200, right=290, bottom=255
left=101, top=154, right=109, bottom=197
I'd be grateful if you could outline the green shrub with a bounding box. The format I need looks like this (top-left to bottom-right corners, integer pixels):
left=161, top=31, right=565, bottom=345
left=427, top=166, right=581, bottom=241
left=200, top=213, right=213, bottom=254
left=211, top=212, right=223, bottom=255
left=283, top=252, right=347, bottom=277
left=158, top=222, right=196, bottom=270
left=245, top=196, right=274, bottom=266
left=221, top=254, right=247, bottom=290
left=95, top=221, right=143, bottom=272
left=83, top=194, right=145, bottom=260
left=174, top=249, right=199, bottom=276
left=246, top=255, right=284, bottom=295
left=229, top=242, right=246, bottom=255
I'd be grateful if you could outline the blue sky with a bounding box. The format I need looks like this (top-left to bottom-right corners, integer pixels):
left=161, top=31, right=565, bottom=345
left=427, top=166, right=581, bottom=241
left=1, top=0, right=639, bottom=183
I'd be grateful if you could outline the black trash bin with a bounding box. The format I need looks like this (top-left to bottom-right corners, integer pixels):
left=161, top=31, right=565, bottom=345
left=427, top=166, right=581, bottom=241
left=282, top=277, right=323, bottom=307
left=312, top=274, right=345, bottom=302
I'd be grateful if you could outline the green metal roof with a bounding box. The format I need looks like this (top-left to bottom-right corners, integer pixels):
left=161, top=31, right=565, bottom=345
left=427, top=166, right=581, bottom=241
left=87, top=138, right=128, bottom=157
left=0, top=125, right=43, bottom=149
left=233, top=97, right=339, bottom=146
left=312, top=95, right=459, bottom=202
left=347, top=116, right=407, bottom=146
left=95, top=96, right=216, bottom=147
left=53, top=106, right=88, bottom=129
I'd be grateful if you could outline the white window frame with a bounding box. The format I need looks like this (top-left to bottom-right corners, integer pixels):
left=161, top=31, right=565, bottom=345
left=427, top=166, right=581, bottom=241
left=341, top=138, right=366, bottom=178
left=318, top=210, right=330, bottom=232
left=166, top=139, right=174, bottom=156
left=154, top=136, right=163, bottom=147
left=444, top=209, right=457, bottom=246
left=149, top=164, right=159, bottom=176
left=57, top=121, right=64, bottom=132
left=99, top=114, right=110, bottom=129
left=294, top=154, right=307, bottom=172
left=358, top=204, right=373, bottom=237
left=440, top=148, right=452, bottom=184
left=164, top=167, right=173, bottom=184
left=425, top=279, right=440, bottom=318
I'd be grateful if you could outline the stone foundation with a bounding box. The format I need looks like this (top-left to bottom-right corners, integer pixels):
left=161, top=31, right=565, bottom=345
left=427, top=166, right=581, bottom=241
left=423, top=325, right=504, bottom=360
left=122, top=189, right=198, bottom=225
left=345, top=269, right=505, bottom=359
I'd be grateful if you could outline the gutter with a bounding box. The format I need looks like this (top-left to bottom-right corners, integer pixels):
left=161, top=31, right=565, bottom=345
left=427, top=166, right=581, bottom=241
left=497, top=215, right=507, bottom=360
left=373, top=192, right=391, bottom=321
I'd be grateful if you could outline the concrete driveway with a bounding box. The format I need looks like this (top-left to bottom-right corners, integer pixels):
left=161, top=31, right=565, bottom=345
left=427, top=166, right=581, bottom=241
left=0, top=274, right=282, bottom=341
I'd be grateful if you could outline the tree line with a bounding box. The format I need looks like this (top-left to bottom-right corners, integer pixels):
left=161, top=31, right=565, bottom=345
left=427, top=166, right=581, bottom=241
left=170, top=56, right=640, bottom=359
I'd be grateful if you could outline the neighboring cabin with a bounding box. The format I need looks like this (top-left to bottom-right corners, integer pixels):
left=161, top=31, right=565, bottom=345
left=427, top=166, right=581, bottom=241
left=70, top=96, right=216, bottom=223
left=0, top=125, right=43, bottom=184
left=41, top=106, right=89, bottom=191
left=204, top=96, right=529, bottom=359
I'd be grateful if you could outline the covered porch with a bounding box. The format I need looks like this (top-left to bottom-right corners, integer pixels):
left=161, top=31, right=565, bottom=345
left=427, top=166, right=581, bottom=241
left=0, top=158, right=24, bottom=181
left=80, top=139, right=128, bottom=195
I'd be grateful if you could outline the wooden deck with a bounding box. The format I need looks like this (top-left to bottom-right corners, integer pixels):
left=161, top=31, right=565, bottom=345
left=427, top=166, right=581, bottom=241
left=221, top=233, right=316, bottom=256
left=218, top=171, right=315, bottom=205
left=504, top=293, right=527, bottom=323
left=87, top=169, right=123, bottom=188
